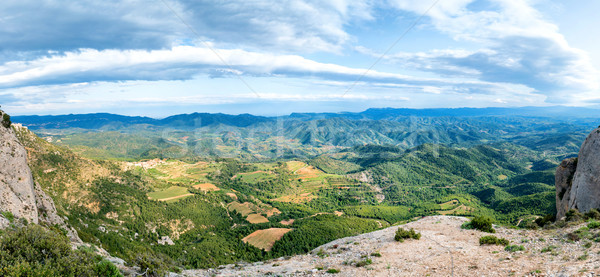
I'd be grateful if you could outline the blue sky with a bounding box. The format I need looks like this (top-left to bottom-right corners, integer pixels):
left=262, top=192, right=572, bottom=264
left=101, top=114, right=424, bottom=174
left=1, top=0, right=599, bottom=117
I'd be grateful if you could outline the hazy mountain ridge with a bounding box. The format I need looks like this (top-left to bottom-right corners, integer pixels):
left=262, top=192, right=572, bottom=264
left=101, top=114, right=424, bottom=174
left=13, top=108, right=595, bottom=163
left=13, top=106, right=600, bottom=130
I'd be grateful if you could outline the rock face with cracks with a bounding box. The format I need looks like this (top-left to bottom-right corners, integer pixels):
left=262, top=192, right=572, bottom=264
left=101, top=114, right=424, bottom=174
left=0, top=117, right=80, bottom=242
left=556, top=127, right=600, bottom=219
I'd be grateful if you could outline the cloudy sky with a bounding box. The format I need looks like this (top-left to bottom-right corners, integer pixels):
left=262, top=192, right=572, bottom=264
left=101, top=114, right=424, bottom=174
left=1, top=0, right=599, bottom=116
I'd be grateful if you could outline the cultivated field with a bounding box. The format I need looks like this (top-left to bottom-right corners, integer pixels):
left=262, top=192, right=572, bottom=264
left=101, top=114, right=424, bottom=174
left=147, top=186, right=192, bottom=202
left=246, top=214, right=269, bottom=224
left=192, top=183, right=220, bottom=191
left=242, top=228, right=293, bottom=251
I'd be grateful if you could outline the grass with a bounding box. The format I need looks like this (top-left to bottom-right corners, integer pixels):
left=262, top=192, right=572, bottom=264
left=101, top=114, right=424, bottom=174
left=242, top=228, right=293, bottom=251
left=147, top=186, right=192, bottom=202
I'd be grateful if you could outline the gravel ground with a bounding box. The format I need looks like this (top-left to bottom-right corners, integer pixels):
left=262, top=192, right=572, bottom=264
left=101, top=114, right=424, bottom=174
left=182, top=215, right=600, bottom=277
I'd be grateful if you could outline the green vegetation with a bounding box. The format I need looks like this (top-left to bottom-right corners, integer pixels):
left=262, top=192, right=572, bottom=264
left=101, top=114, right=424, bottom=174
left=394, top=227, right=421, bottom=242
left=355, top=258, right=373, bottom=267
left=504, top=245, right=525, bottom=252
left=541, top=245, right=558, bottom=253
left=326, top=268, right=340, bottom=273
left=1, top=211, right=14, bottom=223
left=0, top=225, right=121, bottom=276
left=588, top=220, right=600, bottom=229
left=585, top=209, right=600, bottom=220
left=2, top=113, right=10, bottom=128
left=370, top=252, right=382, bottom=257
left=463, top=216, right=495, bottom=233
left=534, top=214, right=556, bottom=228
left=479, top=235, right=509, bottom=246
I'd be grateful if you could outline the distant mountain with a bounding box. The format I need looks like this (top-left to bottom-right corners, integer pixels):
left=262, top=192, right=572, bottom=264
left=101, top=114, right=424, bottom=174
left=13, top=106, right=600, bottom=131
left=12, top=113, right=155, bottom=129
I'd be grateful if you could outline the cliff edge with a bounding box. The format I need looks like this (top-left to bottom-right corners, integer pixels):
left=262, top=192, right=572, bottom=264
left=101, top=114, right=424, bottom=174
left=556, top=126, right=600, bottom=219
left=0, top=110, right=79, bottom=241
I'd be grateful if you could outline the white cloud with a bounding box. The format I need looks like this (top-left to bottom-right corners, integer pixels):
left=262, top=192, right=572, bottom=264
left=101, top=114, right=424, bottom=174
left=0, top=0, right=375, bottom=54
left=0, top=45, right=518, bottom=96
left=380, top=0, right=600, bottom=103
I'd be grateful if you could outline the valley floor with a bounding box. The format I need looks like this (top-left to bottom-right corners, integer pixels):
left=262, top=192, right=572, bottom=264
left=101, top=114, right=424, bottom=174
left=183, top=215, right=600, bottom=276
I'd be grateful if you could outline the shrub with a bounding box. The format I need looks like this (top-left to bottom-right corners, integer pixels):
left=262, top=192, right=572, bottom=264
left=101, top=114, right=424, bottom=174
left=540, top=245, right=557, bottom=253
left=0, top=225, right=123, bottom=276
left=1, top=211, right=14, bottom=223
left=95, top=260, right=122, bottom=277
left=586, top=209, right=600, bottom=220
left=566, top=209, right=583, bottom=222
left=327, top=268, right=340, bottom=273
left=1, top=113, right=10, bottom=128
left=588, top=220, right=600, bottom=229
left=504, top=245, right=525, bottom=252
left=355, top=258, right=372, bottom=267
left=131, top=251, right=170, bottom=277
left=568, top=226, right=591, bottom=242
left=470, top=216, right=495, bottom=233
left=394, top=228, right=421, bottom=242
left=479, top=235, right=509, bottom=246
left=535, top=214, right=556, bottom=227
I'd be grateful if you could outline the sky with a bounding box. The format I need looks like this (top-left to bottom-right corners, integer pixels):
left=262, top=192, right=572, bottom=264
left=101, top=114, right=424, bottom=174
left=1, top=0, right=599, bottom=117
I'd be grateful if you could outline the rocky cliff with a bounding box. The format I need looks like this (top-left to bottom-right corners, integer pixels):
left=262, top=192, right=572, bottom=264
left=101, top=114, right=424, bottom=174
left=0, top=110, right=79, bottom=241
left=556, top=126, right=600, bottom=219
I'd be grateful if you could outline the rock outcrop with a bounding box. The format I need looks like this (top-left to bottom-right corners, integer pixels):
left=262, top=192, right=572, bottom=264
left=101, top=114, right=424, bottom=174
left=556, top=126, right=600, bottom=219
left=0, top=111, right=80, bottom=242
left=555, top=158, right=577, bottom=219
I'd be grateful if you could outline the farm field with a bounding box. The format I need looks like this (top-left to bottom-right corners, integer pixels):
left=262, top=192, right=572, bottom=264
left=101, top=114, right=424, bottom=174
left=242, top=228, right=293, bottom=251
left=147, top=186, right=192, bottom=202
left=192, top=183, right=220, bottom=191
left=246, top=214, right=269, bottom=224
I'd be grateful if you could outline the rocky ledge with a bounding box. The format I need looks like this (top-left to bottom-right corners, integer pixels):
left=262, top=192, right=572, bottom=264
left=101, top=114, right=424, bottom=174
left=183, top=215, right=600, bottom=276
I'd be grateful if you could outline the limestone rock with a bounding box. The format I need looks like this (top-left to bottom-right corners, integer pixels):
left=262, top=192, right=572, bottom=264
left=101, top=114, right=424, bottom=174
left=556, top=127, right=600, bottom=218
left=0, top=120, right=39, bottom=224
left=555, top=158, right=577, bottom=219
left=568, top=127, right=600, bottom=214
left=0, top=116, right=81, bottom=242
